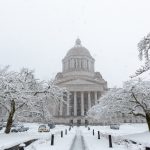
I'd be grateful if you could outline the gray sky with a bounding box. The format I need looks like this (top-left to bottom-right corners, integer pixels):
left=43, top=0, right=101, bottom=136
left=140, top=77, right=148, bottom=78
left=0, top=0, right=150, bottom=87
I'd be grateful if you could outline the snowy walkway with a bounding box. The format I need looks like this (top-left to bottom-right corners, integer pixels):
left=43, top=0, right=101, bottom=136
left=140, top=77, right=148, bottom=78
left=70, top=127, right=85, bottom=150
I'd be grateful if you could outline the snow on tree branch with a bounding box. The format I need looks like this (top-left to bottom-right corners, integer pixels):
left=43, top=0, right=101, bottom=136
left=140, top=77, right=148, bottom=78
left=0, top=67, right=69, bottom=133
left=88, top=79, right=150, bottom=124
left=132, top=33, right=150, bottom=77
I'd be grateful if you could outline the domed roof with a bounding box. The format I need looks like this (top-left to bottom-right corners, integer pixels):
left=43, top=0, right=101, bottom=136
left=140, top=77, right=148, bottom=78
left=65, top=39, right=92, bottom=58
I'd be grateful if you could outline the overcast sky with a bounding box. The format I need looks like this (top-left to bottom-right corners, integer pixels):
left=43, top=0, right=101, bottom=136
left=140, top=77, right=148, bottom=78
left=0, top=0, right=150, bottom=87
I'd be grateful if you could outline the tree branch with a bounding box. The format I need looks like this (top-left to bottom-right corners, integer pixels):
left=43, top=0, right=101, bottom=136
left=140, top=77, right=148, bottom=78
left=16, top=102, right=26, bottom=111
left=131, top=91, right=146, bottom=112
left=0, top=102, right=10, bottom=113
left=129, top=110, right=146, bottom=118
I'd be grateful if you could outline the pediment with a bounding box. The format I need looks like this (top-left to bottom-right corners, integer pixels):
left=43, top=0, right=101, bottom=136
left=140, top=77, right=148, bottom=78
left=62, top=79, right=96, bottom=85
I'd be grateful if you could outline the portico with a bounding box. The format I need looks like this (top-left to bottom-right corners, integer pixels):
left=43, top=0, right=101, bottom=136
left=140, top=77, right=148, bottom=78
left=59, top=91, right=101, bottom=117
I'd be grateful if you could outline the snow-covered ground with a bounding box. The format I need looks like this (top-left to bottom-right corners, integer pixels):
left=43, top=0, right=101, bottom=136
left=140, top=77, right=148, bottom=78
left=82, top=123, right=150, bottom=150
left=88, top=123, right=148, bottom=136
left=25, top=126, right=76, bottom=150
left=82, top=126, right=127, bottom=150
left=0, top=123, right=70, bottom=150
left=0, top=123, right=150, bottom=150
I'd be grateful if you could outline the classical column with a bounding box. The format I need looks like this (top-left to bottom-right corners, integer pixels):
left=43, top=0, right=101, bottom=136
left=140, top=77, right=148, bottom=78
left=88, top=91, right=91, bottom=110
left=67, top=61, right=69, bottom=71
left=94, top=91, right=98, bottom=104
left=79, top=59, right=81, bottom=69
left=81, top=92, right=84, bottom=116
left=74, top=92, right=77, bottom=116
left=67, top=94, right=70, bottom=116
left=97, top=91, right=101, bottom=100
left=59, top=96, right=63, bottom=116
left=76, top=59, right=78, bottom=69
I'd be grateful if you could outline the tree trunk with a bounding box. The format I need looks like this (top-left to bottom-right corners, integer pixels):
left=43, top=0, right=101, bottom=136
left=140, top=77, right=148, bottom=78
left=5, top=100, right=15, bottom=134
left=146, top=113, right=150, bottom=132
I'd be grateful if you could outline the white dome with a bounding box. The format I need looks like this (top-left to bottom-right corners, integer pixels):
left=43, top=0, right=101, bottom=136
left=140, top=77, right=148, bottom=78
left=62, top=39, right=95, bottom=73
left=65, top=39, right=92, bottom=58
left=66, top=46, right=92, bottom=58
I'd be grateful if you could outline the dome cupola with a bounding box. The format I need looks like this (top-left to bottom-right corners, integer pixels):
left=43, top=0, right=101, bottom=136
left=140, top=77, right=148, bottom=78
left=62, top=39, right=95, bottom=73
left=75, top=38, right=81, bottom=46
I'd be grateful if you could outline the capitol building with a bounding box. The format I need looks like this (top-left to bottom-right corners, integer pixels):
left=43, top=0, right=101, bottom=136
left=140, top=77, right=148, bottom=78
left=54, top=39, right=108, bottom=125
left=0, top=39, right=146, bottom=125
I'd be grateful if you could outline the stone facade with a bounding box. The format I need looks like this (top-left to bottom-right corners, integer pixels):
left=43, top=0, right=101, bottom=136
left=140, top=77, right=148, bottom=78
left=54, top=39, right=108, bottom=125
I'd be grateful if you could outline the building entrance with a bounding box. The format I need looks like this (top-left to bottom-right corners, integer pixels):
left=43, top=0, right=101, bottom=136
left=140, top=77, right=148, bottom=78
left=85, top=120, right=89, bottom=126
left=70, top=120, right=73, bottom=125
left=77, top=92, right=81, bottom=116
left=77, top=119, right=81, bottom=126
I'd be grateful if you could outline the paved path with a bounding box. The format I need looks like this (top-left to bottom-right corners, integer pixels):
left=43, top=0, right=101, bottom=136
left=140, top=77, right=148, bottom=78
left=71, top=128, right=85, bottom=150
